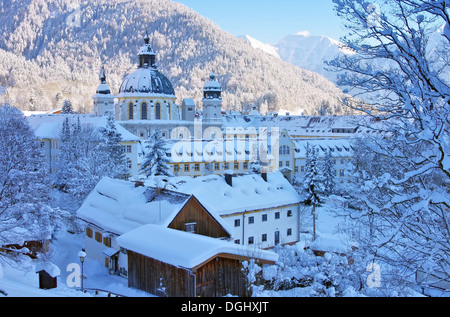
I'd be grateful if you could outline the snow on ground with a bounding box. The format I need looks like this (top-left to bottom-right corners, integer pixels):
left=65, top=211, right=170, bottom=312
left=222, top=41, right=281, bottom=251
left=0, top=194, right=353, bottom=298
left=0, top=230, right=152, bottom=297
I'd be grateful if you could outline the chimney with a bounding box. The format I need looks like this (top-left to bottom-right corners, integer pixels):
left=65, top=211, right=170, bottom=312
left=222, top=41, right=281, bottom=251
left=225, top=170, right=233, bottom=186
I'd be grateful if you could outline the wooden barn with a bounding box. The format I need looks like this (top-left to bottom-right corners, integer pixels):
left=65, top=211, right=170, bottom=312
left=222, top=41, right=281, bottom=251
left=117, top=224, right=278, bottom=297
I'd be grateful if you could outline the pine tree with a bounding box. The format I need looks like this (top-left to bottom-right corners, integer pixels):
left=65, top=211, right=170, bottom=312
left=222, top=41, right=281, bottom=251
left=302, top=143, right=324, bottom=241
left=140, top=130, right=173, bottom=178
left=61, top=99, right=74, bottom=114
left=322, top=149, right=336, bottom=196
left=98, top=115, right=128, bottom=179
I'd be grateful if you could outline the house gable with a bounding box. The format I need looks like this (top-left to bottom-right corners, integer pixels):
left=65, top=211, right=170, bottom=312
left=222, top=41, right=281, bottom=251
left=168, top=195, right=231, bottom=239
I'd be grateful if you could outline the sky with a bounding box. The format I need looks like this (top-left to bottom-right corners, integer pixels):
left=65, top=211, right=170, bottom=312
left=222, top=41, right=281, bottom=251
left=172, top=0, right=348, bottom=44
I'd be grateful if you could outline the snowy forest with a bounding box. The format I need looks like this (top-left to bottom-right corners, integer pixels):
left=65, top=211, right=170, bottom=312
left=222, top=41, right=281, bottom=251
left=0, top=0, right=449, bottom=298
left=0, top=0, right=348, bottom=116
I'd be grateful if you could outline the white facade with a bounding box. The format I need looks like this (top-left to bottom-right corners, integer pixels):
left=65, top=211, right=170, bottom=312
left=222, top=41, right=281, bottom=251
left=27, top=114, right=141, bottom=177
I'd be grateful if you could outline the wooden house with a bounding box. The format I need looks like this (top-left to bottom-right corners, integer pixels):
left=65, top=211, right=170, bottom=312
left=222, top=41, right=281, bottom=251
left=117, top=224, right=278, bottom=297
left=76, top=176, right=279, bottom=296
left=76, top=177, right=233, bottom=277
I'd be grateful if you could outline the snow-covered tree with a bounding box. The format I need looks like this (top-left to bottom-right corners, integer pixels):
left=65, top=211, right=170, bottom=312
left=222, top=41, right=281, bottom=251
left=322, top=149, right=336, bottom=196
left=61, top=99, right=74, bottom=114
left=98, top=115, right=128, bottom=179
left=0, top=105, right=64, bottom=256
left=303, top=143, right=324, bottom=204
left=330, top=0, right=450, bottom=291
left=140, top=130, right=173, bottom=178
left=302, top=143, right=325, bottom=241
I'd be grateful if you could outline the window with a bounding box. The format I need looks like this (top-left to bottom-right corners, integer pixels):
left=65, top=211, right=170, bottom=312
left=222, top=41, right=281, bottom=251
left=301, top=166, right=305, bottom=173
left=224, top=162, right=229, bottom=169
left=214, top=163, right=220, bottom=171
left=234, top=219, right=240, bottom=227
left=285, top=161, right=290, bottom=167
left=95, top=231, right=102, bottom=243
left=243, top=162, right=248, bottom=169
left=279, top=161, right=283, bottom=167
left=86, top=227, right=93, bottom=238
left=262, top=214, right=267, bottom=222
left=155, top=103, right=161, bottom=120
left=248, top=216, right=254, bottom=224
left=103, top=236, right=111, bottom=247
left=127, top=159, right=132, bottom=169
left=174, top=164, right=179, bottom=172
left=262, top=233, right=267, bottom=242
left=141, top=102, right=148, bottom=120
left=279, top=145, right=290, bottom=155
left=295, top=166, right=299, bottom=173
left=122, top=145, right=132, bottom=153
left=234, top=239, right=240, bottom=245
left=234, top=162, right=239, bottom=170
left=248, top=236, right=254, bottom=245
left=275, top=212, right=280, bottom=219
left=194, top=163, right=200, bottom=171
left=128, top=102, right=134, bottom=120
left=185, top=223, right=196, bottom=233
left=184, top=164, right=190, bottom=172
left=287, top=210, right=292, bottom=217
left=287, top=228, right=292, bottom=236
left=340, top=169, right=345, bottom=177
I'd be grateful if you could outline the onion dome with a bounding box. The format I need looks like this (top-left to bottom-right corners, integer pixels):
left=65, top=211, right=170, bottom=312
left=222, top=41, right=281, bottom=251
left=96, top=65, right=111, bottom=95
left=203, top=72, right=222, bottom=99
left=118, top=33, right=175, bottom=96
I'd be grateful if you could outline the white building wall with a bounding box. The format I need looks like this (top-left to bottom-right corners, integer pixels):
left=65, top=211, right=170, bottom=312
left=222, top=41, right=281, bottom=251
left=222, top=205, right=301, bottom=249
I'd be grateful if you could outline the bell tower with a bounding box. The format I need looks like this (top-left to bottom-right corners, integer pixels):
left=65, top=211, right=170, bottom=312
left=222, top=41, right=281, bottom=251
left=92, top=65, right=115, bottom=117
left=202, top=72, right=222, bottom=123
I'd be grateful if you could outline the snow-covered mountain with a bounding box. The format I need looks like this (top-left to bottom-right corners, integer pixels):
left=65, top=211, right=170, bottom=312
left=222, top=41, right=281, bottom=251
left=243, top=32, right=354, bottom=84
left=0, top=0, right=348, bottom=116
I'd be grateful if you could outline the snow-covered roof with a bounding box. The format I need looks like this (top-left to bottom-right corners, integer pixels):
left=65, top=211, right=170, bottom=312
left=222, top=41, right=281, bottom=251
left=27, top=114, right=140, bottom=142
left=116, top=224, right=279, bottom=269
left=153, top=137, right=277, bottom=163
left=221, top=114, right=386, bottom=137
left=292, top=138, right=353, bottom=159
left=76, top=177, right=192, bottom=236
left=145, top=171, right=302, bottom=216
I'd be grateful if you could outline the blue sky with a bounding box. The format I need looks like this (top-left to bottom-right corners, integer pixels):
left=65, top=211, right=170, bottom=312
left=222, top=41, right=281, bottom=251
left=173, top=0, right=348, bottom=44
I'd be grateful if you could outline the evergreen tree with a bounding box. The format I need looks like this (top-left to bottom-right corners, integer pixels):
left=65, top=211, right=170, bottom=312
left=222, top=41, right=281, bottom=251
left=302, top=143, right=324, bottom=241
left=322, top=149, right=336, bottom=196
left=61, top=99, right=74, bottom=114
left=140, top=130, right=173, bottom=178
left=98, top=115, right=128, bottom=179
left=303, top=143, right=324, bottom=203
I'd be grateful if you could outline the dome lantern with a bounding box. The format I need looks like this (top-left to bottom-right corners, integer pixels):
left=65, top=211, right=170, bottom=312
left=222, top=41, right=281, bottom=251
left=138, top=32, right=156, bottom=68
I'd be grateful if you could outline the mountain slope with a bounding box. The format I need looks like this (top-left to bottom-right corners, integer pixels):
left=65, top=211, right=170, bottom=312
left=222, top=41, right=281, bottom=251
left=0, top=0, right=350, bottom=115
left=243, top=32, right=354, bottom=84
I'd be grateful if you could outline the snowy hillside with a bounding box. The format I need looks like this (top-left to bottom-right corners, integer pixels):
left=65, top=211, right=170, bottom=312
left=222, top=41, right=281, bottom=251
left=0, top=0, right=346, bottom=116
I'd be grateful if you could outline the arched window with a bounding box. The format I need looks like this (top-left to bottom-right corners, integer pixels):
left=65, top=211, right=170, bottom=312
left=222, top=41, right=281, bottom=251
left=128, top=102, right=134, bottom=120
left=141, top=102, right=148, bottom=120
left=155, top=102, right=161, bottom=120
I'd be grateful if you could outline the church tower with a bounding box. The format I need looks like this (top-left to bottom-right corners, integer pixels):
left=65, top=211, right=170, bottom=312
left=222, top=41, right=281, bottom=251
left=92, top=65, right=115, bottom=116
left=202, top=72, right=222, bottom=123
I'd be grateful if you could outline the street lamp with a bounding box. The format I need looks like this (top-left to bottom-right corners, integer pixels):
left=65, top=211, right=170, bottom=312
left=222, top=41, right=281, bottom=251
left=78, top=249, right=86, bottom=292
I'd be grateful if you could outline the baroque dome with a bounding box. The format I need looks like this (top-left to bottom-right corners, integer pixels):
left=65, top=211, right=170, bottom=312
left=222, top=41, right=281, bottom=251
left=118, top=34, right=175, bottom=96
left=118, top=67, right=175, bottom=96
